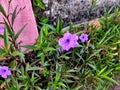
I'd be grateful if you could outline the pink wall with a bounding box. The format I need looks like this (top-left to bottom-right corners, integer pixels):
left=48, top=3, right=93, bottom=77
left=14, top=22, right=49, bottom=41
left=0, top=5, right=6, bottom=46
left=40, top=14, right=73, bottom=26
left=0, top=0, right=38, bottom=49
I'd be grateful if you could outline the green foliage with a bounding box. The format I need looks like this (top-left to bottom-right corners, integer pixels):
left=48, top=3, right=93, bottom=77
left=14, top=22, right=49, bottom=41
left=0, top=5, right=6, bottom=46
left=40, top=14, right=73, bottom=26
left=32, top=0, right=45, bottom=20
left=33, top=0, right=45, bottom=10
left=33, top=7, right=120, bottom=89
left=0, top=4, right=7, bottom=16
left=0, top=2, right=120, bottom=90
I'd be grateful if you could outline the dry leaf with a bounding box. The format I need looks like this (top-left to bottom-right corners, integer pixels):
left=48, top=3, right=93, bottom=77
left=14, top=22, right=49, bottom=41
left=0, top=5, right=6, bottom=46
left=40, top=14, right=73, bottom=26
left=88, top=18, right=101, bottom=28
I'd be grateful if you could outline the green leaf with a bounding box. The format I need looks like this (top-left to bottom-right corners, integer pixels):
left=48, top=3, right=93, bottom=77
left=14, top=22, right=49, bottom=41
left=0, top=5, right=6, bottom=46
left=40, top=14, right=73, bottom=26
left=60, top=55, right=70, bottom=60
left=0, top=48, right=6, bottom=58
left=15, top=24, right=27, bottom=40
left=33, top=0, right=45, bottom=10
left=88, top=63, right=98, bottom=71
left=55, top=72, right=60, bottom=82
left=0, top=5, right=6, bottom=16
left=95, top=77, right=104, bottom=84
left=34, top=86, right=42, bottom=90
left=88, top=49, right=102, bottom=60
left=10, top=60, right=16, bottom=69
left=9, top=44, right=15, bottom=53
left=97, top=66, right=107, bottom=76
left=11, top=75, right=18, bottom=87
left=5, top=79, right=11, bottom=90
left=44, top=47, right=55, bottom=52
left=56, top=17, right=62, bottom=34
left=20, top=45, right=35, bottom=50
left=40, top=23, right=56, bottom=33
left=20, top=65, right=25, bottom=75
left=69, top=21, right=73, bottom=33
left=12, top=6, right=17, bottom=25
left=3, top=26, right=9, bottom=52
left=12, top=51, right=24, bottom=57
left=100, top=75, right=118, bottom=85
left=97, top=28, right=112, bottom=45
left=67, top=69, right=77, bottom=73
left=63, top=74, right=79, bottom=80
left=41, top=25, right=49, bottom=36
left=39, top=17, right=48, bottom=23
left=26, top=66, right=43, bottom=71
left=74, top=85, right=83, bottom=90
left=102, top=69, right=113, bottom=76
left=38, top=29, right=44, bottom=46
left=26, top=63, right=43, bottom=71
left=3, top=18, right=13, bottom=35
left=58, top=82, right=66, bottom=88
left=115, top=66, right=120, bottom=71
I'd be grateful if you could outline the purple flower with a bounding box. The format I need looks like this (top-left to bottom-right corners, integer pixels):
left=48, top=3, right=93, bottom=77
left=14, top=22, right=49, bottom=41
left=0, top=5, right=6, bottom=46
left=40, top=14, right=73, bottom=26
left=0, top=66, right=11, bottom=78
left=79, top=33, right=88, bottom=42
left=0, top=26, right=4, bottom=33
left=58, top=32, right=79, bottom=51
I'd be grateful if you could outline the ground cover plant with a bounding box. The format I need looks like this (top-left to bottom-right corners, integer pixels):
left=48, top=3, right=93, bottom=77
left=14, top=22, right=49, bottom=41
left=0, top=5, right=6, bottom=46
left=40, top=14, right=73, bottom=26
left=0, top=1, right=120, bottom=90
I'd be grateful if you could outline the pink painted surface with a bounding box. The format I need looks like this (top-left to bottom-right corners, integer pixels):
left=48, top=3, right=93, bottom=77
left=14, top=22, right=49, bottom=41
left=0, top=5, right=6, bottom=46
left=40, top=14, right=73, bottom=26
left=0, top=0, right=38, bottom=50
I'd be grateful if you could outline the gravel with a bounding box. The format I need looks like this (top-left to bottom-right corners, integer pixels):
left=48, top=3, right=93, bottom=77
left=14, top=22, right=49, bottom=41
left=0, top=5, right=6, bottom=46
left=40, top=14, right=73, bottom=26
left=42, top=0, right=120, bottom=27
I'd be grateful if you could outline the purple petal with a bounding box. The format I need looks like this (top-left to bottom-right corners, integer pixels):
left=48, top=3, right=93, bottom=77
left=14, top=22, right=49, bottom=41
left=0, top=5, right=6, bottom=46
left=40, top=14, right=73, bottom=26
left=0, top=66, right=11, bottom=78
left=79, top=33, right=88, bottom=42
left=0, top=26, right=4, bottom=33
left=1, top=74, right=7, bottom=78
left=63, top=45, right=71, bottom=51
left=58, top=38, right=64, bottom=46
left=63, top=32, right=72, bottom=38
left=72, top=34, right=78, bottom=40
left=7, top=71, right=11, bottom=75
left=2, top=66, right=8, bottom=70
left=58, top=32, right=79, bottom=51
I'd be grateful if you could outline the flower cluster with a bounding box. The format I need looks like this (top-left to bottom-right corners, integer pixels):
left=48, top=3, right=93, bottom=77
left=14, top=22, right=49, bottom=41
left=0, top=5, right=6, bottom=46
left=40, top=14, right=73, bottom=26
left=58, top=32, right=88, bottom=51
left=0, top=66, right=11, bottom=78
left=58, top=32, right=79, bottom=51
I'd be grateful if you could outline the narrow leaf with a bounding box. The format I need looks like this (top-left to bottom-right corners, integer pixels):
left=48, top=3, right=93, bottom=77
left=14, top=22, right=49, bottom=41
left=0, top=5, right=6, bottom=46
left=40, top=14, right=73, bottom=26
left=97, top=66, right=107, bottom=76
left=26, top=67, right=43, bottom=71
left=88, top=49, right=102, bottom=60
left=3, top=26, right=9, bottom=52
left=0, top=5, right=6, bottom=16
left=12, top=6, right=17, bottom=25
left=3, top=18, right=13, bottom=35
left=20, top=45, right=35, bottom=49
left=56, top=17, right=62, bottom=34
left=58, top=82, right=66, bottom=87
left=102, top=69, right=113, bottom=76
left=15, top=24, right=27, bottom=40
left=100, top=75, right=118, bottom=85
